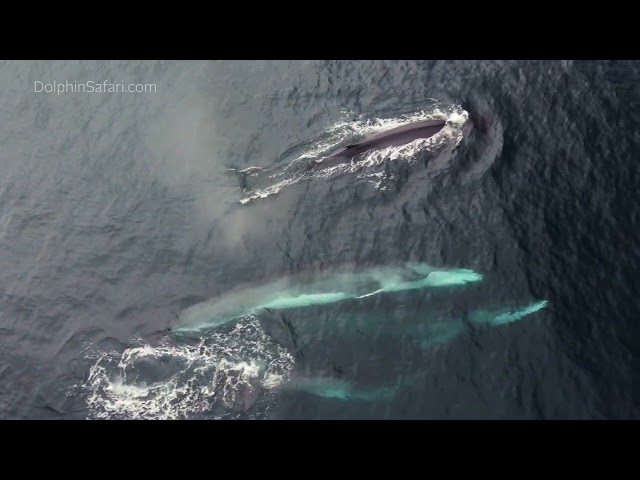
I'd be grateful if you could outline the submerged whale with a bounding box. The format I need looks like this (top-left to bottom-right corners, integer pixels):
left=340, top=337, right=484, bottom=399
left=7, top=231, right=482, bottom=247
left=226, top=299, right=550, bottom=409
left=173, top=263, right=484, bottom=332
left=309, top=119, right=447, bottom=171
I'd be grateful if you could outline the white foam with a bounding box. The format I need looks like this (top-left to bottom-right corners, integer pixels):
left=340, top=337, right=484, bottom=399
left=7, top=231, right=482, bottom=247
left=240, top=174, right=304, bottom=205
left=263, top=372, right=285, bottom=390
left=77, top=317, right=295, bottom=420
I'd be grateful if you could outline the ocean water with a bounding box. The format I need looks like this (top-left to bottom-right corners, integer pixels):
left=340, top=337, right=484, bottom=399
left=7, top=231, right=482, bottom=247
left=0, top=60, right=637, bottom=419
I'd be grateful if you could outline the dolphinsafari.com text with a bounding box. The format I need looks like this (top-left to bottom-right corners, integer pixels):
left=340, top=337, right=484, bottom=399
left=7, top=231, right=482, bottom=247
left=34, top=80, right=157, bottom=95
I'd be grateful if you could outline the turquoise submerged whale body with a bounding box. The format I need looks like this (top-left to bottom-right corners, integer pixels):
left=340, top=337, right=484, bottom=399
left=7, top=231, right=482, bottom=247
left=174, top=263, right=484, bottom=332
left=285, top=300, right=549, bottom=401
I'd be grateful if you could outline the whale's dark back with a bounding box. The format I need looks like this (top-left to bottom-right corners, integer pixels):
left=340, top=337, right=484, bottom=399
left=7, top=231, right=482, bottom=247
left=310, top=119, right=446, bottom=170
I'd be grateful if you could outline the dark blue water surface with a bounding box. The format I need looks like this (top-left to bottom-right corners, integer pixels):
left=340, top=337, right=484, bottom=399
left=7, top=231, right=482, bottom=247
left=0, top=60, right=637, bottom=419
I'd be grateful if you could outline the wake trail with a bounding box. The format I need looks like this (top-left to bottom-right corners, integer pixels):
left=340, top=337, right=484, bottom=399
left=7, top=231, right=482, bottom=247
left=236, top=104, right=469, bottom=204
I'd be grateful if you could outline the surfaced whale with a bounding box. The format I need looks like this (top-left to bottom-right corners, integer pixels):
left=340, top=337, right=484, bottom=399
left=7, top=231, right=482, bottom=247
left=309, top=119, right=446, bottom=171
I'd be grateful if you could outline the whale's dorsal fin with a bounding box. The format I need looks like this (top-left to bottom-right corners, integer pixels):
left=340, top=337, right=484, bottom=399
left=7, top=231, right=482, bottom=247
left=344, top=144, right=357, bottom=149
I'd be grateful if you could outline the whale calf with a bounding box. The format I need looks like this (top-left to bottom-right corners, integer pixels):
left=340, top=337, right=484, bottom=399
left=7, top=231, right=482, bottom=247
left=309, top=119, right=447, bottom=171
left=226, top=299, right=550, bottom=409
